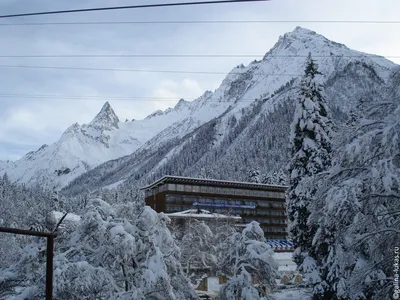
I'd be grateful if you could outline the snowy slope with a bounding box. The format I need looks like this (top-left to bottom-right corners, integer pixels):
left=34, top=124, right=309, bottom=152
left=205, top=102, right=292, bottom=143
left=0, top=92, right=230, bottom=188
left=0, top=101, right=192, bottom=188
left=132, top=27, right=395, bottom=153
left=62, top=27, right=397, bottom=195
left=2, top=27, right=397, bottom=190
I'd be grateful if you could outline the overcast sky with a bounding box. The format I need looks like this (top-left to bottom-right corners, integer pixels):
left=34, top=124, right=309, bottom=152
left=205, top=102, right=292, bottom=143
left=0, top=0, right=399, bottom=160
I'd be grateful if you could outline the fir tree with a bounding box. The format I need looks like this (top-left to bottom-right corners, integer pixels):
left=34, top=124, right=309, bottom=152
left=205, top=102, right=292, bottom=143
left=287, top=53, right=333, bottom=268
left=307, top=67, right=400, bottom=299
left=276, top=169, right=287, bottom=185
left=247, top=169, right=261, bottom=183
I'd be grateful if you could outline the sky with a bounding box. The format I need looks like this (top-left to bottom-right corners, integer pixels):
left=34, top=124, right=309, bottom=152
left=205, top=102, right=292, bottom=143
left=0, top=0, right=399, bottom=160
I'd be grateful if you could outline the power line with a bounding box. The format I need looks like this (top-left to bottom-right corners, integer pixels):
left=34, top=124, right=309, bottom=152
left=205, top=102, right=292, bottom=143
left=0, top=64, right=306, bottom=75
left=0, top=0, right=270, bottom=19
left=0, top=93, right=272, bottom=102
left=0, top=20, right=399, bottom=26
left=0, top=54, right=398, bottom=58
left=0, top=93, right=191, bottom=100
left=0, top=54, right=260, bottom=58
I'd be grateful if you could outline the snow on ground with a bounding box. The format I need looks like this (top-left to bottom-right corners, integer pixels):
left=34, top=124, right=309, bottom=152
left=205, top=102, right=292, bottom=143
left=202, top=277, right=311, bottom=299
left=273, top=252, right=297, bottom=272
left=278, top=264, right=297, bottom=272
left=274, top=252, right=294, bottom=260
left=208, top=277, right=220, bottom=294
left=271, top=288, right=312, bottom=300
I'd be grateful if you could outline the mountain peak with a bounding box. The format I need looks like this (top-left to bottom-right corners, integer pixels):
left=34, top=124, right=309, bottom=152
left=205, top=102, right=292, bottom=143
left=284, top=26, right=326, bottom=41
left=89, top=102, right=120, bottom=130
left=263, top=26, right=348, bottom=61
left=174, top=98, right=190, bottom=110
left=292, top=26, right=316, bottom=35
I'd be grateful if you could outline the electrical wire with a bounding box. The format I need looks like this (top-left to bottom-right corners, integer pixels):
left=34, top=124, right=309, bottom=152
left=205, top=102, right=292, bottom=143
left=0, top=54, right=397, bottom=58
left=0, top=64, right=307, bottom=75
left=0, top=0, right=270, bottom=19
left=0, top=20, right=398, bottom=26
left=0, top=93, right=281, bottom=102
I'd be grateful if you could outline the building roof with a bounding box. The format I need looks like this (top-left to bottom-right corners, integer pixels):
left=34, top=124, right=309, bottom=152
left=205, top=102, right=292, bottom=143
left=165, top=209, right=242, bottom=220
left=140, top=175, right=287, bottom=191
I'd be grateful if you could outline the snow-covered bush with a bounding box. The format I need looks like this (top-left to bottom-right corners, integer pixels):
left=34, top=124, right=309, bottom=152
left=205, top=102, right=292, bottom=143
left=179, top=219, right=217, bottom=275
left=0, top=201, right=197, bottom=299
left=217, top=222, right=278, bottom=300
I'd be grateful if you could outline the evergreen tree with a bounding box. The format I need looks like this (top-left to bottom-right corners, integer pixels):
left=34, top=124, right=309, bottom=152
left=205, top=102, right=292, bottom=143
left=306, top=67, right=400, bottom=299
left=261, top=171, right=275, bottom=185
left=287, top=53, right=333, bottom=268
left=262, top=169, right=288, bottom=185
left=247, top=169, right=261, bottom=183
left=276, top=169, right=287, bottom=185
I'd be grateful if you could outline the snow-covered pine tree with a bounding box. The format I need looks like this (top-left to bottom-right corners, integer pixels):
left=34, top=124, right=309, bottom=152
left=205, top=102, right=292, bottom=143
left=261, top=171, right=275, bottom=185
left=276, top=169, right=287, bottom=185
left=287, top=53, right=333, bottom=268
left=247, top=169, right=261, bottom=183
left=307, top=67, right=400, bottom=299
left=262, top=169, right=287, bottom=185
left=217, top=221, right=278, bottom=300
left=271, top=170, right=278, bottom=183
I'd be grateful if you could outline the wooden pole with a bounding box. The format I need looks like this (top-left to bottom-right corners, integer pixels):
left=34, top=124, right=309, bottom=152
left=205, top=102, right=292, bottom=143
left=0, top=226, right=55, bottom=237
left=46, top=235, right=54, bottom=300
left=0, top=227, right=56, bottom=300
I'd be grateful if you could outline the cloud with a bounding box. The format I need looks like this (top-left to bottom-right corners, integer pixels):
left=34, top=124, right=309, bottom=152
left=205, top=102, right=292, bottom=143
left=147, top=78, right=204, bottom=112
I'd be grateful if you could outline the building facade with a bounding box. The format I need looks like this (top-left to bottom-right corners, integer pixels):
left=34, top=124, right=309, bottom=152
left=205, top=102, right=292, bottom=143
left=141, top=176, right=288, bottom=240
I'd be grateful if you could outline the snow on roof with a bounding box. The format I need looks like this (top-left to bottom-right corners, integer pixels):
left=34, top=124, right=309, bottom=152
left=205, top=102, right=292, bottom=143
left=165, top=209, right=241, bottom=220
left=140, top=175, right=287, bottom=190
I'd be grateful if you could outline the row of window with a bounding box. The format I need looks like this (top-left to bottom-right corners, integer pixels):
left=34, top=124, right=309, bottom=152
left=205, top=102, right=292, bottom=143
left=263, top=227, right=287, bottom=233
left=252, top=210, right=285, bottom=216
left=266, top=236, right=287, bottom=240
left=258, top=202, right=285, bottom=209
left=145, top=183, right=285, bottom=199
left=165, top=195, right=284, bottom=209
left=243, top=218, right=287, bottom=225
left=233, top=209, right=285, bottom=216
left=166, top=195, right=256, bottom=206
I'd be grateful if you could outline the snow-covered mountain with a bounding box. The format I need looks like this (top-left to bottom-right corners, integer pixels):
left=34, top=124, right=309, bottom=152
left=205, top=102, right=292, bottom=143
left=0, top=92, right=230, bottom=188
left=0, top=100, right=192, bottom=188
left=62, top=27, right=397, bottom=195
left=1, top=27, right=397, bottom=190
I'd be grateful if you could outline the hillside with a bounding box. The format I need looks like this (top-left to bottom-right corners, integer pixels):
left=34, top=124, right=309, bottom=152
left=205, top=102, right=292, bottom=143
left=62, top=27, right=397, bottom=196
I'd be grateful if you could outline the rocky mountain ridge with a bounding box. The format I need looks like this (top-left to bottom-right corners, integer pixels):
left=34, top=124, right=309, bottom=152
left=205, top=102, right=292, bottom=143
left=1, top=27, right=397, bottom=190
left=62, top=27, right=397, bottom=195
